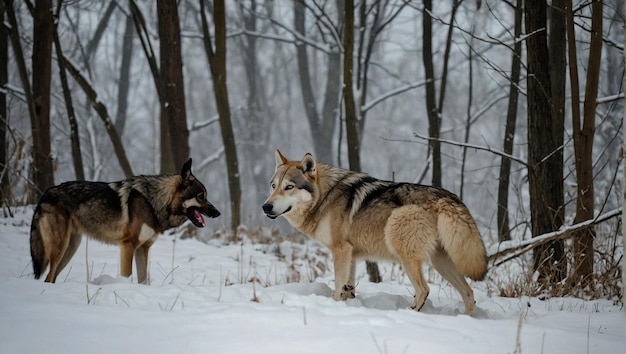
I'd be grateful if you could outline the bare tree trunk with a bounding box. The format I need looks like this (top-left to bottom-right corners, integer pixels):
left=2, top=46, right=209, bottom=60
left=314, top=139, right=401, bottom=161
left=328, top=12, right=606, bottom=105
left=4, top=0, right=39, bottom=199
left=343, top=0, right=360, bottom=173
left=31, top=0, right=55, bottom=199
left=0, top=2, right=11, bottom=210
left=129, top=0, right=161, bottom=102
left=115, top=14, right=134, bottom=137
left=84, top=1, right=117, bottom=64
left=497, top=0, right=523, bottom=242
left=319, top=44, right=342, bottom=165
left=460, top=26, right=473, bottom=200
left=157, top=0, right=189, bottom=173
left=549, top=0, right=566, bottom=239
left=354, top=1, right=379, bottom=144
left=342, top=0, right=380, bottom=283
left=567, top=0, right=602, bottom=285
left=235, top=1, right=271, bottom=209
left=622, top=0, right=625, bottom=311
left=525, top=0, right=566, bottom=283
left=436, top=0, right=459, bottom=116
left=293, top=0, right=339, bottom=164
left=53, top=2, right=84, bottom=180
left=355, top=1, right=408, bottom=147
left=200, top=0, right=241, bottom=230
left=421, top=0, right=441, bottom=187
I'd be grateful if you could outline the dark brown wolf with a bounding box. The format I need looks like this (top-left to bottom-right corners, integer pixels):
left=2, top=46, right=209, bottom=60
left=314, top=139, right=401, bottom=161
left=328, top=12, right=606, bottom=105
left=30, top=158, right=220, bottom=284
left=263, top=150, right=487, bottom=315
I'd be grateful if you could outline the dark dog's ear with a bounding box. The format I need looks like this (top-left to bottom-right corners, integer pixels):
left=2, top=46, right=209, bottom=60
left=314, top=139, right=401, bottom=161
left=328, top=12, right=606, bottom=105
left=300, top=153, right=316, bottom=176
left=181, top=158, right=193, bottom=180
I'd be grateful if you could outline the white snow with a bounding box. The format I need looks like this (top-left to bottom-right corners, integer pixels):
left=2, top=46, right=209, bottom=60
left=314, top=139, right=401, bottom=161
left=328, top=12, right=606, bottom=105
left=0, top=207, right=624, bottom=354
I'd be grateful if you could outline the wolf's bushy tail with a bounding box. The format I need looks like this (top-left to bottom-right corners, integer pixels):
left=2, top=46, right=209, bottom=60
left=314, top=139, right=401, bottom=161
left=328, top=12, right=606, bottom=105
left=437, top=201, right=487, bottom=281
left=30, top=206, right=47, bottom=279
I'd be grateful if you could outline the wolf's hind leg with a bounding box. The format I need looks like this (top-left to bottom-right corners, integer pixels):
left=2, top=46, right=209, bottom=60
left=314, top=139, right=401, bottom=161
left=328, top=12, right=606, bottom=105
left=431, top=246, right=476, bottom=315
left=53, top=231, right=82, bottom=282
left=384, top=205, right=438, bottom=312
left=42, top=213, right=73, bottom=283
left=402, top=260, right=430, bottom=311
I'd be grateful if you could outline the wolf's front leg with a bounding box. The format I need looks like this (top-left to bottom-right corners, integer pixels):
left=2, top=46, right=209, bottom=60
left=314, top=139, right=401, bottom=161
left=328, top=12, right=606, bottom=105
left=331, top=243, right=355, bottom=300
left=134, top=242, right=153, bottom=285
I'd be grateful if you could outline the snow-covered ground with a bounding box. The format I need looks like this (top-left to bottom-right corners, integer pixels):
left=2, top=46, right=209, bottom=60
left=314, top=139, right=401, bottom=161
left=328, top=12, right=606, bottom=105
left=0, top=207, right=623, bottom=354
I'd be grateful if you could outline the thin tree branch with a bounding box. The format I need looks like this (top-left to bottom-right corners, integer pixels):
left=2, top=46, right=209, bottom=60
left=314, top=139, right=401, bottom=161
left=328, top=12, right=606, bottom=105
left=412, top=133, right=528, bottom=166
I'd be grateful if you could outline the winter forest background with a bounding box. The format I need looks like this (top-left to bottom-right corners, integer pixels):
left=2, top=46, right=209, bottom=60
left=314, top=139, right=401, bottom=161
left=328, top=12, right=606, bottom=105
left=0, top=0, right=624, bottom=299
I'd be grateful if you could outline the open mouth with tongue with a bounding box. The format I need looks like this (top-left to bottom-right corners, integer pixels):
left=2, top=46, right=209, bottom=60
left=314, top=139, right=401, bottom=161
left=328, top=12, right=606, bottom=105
left=186, top=206, right=220, bottom=227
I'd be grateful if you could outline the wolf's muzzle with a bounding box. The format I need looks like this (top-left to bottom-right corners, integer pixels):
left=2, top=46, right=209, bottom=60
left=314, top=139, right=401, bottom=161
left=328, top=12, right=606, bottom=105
left=187, top=204, right=220, bottom=227
left=262, top=203, right=291, bottom=219
left=262, top=203, right=276, bottom=219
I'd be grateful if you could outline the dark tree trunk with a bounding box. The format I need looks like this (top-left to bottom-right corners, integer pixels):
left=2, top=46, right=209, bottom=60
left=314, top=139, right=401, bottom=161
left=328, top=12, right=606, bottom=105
left=200, top=0, right=241, bottom=230
left=343, top=0, right=380, bottom=283
left=157, top=0, right=189, bottom=173
left=421, top=0, right=441, bottom=187
left=343, top=0, right=360, bottom=173
left=31, top=0, right=55, bottom=199
left=525, top=0, right=566, bottom=283
left=549, top=0, right=566, bottom=236
left=497, top=0, right=523, bottom=242
left=568, top=0, right=602, bottom=285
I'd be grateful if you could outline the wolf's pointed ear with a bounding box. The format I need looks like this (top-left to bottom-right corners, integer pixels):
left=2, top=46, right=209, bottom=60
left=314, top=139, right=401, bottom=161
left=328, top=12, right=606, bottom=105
left=275, top=149, right=289, bottom=168
left=181, top=158, right=193, bottom=180
left=300, top=153, right=316, bottom=175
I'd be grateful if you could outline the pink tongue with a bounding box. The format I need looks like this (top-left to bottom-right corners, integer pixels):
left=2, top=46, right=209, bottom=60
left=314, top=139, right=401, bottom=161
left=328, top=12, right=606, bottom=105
left=194, top=210, right=205, bottom=225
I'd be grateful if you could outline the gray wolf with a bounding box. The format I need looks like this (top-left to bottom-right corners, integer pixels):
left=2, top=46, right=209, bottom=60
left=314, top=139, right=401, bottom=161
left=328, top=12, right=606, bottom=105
left=262, top=150, right=487, bottom=315
left=30, top=158, right=220, bottom=284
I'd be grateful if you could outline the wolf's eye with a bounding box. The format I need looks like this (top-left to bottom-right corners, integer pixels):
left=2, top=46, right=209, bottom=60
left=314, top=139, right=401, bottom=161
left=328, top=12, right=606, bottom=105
left=285, top=185, right=294, bottom=191
left=197, top=193, right=205, bottom=202
left=271, top=183, right=276, bottom=189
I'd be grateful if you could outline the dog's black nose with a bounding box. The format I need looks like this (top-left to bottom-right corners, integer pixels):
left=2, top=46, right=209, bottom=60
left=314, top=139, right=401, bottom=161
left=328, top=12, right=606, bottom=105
left=262, top=203, right=273, bottom=213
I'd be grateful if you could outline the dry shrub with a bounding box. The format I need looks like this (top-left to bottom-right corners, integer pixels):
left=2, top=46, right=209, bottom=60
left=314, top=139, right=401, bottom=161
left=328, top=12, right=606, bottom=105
left=493, top=218, right=622, bottom=305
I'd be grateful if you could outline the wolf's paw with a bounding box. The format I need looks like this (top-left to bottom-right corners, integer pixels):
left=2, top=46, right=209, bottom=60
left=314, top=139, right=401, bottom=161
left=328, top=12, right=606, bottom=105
left=339, top=284, right=355, bottom=300
left=411, top=301, right=425, bottom=311
left=411, top=291, right=429, bottom=311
